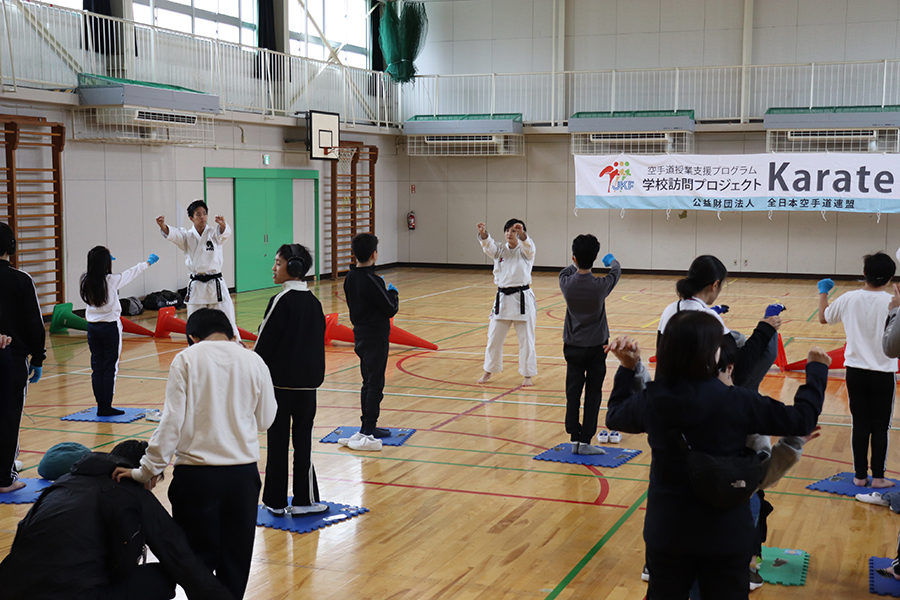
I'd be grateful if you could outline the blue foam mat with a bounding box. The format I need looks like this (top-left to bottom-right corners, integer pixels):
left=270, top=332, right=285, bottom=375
left=319, top=426, right=415, bottom=447
left=533, top=443, right=641, bottom=468
left=256, top=500, right=369, bottom=533
left=870, top=557, right=900, bottom=596
left=0, top=478, right=53, bottom=504
left=807, top=472, right=900, bottom=498
left=61, top=407, right=147, bottom=423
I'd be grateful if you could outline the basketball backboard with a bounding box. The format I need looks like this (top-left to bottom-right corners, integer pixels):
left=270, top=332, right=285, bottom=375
left=307, top=110, right=341, bottom=161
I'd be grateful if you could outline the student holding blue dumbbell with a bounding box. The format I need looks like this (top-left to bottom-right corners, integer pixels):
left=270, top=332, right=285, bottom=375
left=817, top=251, right=898, bottom=489
left=81, top=246, right=159, bottom=416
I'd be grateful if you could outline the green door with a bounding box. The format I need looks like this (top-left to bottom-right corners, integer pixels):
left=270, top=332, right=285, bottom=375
left=234, top=178, right=294, bottom=292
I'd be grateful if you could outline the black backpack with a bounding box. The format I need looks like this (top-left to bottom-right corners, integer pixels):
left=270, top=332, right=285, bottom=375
left=142, top=290, right=184, bottom=311
left=119, top=296, right=144, bottom=316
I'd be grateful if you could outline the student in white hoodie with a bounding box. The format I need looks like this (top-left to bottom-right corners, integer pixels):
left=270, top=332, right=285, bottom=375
left=115, top=308, right=277, bottom=600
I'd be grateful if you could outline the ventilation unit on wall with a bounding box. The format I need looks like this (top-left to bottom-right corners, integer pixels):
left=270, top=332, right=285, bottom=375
left=764, top=107, right=900, bottom=152
left=569, top=111, right=695, bottom=155
left=74, top=73, right=218, bottom=145
left=403, top=114, right=525, bottom=156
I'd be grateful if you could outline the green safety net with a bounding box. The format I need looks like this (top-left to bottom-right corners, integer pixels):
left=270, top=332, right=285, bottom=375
left=379, top=1, right=428, bottom=84
left=766, top=105, right=900, bottom=114
left=77, top=73, right=206, bottom=94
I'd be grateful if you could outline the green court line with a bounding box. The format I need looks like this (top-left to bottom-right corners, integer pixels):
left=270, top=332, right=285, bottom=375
left=806, top=288, right=836, bottom=322
left=544, top=490, right=648, bottom=599
left=783, top=336, right=794, bottom=347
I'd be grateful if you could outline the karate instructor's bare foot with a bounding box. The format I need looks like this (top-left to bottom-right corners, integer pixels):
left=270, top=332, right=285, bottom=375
left=853, top=477, right=869, bottom=487
left=522, top=377, right=533, bottom=387
left=477, top=371, right=492, bottom=384
left=0, top=480, right=26, bottom=493
left=873, top=478, right=895, bottom=489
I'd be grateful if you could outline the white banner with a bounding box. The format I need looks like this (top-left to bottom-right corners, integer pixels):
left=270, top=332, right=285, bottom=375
left=575, top=153, right=900, bottom=213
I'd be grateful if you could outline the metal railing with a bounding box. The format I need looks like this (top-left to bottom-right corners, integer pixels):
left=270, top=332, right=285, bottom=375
left=4, top=0, right=900, bottom=127
left=0, top=0, right=398, bottom=125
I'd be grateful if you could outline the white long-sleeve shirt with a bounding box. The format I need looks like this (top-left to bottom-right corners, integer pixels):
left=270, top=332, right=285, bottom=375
left=161, top=223, right=231, bottom=305
left=133, top=340, right=278, bottom=482
left=85, top=261, right=150, bottom=322
left=479, top=233, right=536, bottom=320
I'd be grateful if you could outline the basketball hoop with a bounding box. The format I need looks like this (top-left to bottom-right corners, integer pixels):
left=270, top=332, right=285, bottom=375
left=325, top=146, right=357, bottom=174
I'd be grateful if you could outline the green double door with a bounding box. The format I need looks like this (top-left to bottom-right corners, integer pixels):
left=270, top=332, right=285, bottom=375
left=234, top=178, right=293, bottom=292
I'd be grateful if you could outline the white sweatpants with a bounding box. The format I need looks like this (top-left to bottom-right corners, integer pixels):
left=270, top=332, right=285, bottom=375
left=483, top=316, right=537, bottom=377
left=186, top=293, right=238, bottom=338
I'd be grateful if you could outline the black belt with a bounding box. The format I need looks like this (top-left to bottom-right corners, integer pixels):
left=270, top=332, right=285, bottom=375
left=494, top=285, right=530, bottom=316
left=188, top=272, right=223, bottom=302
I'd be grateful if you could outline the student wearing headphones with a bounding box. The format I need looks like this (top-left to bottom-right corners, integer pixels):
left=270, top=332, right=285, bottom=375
left=0, top=222, right=46, bottom=493
left=254, top=243, right=328, bottom=516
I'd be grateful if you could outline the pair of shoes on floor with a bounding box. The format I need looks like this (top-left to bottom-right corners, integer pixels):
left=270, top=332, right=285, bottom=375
left=641, top=564, right=650, bottom=582
left=264, top=503, right=330, bottom=517
left=856, top=491, right=891, bottom=506
left=597, top=431, right=622, bottom=444
left=749, top=568, right=764, bottom=591
left=338, top=431, right=382, bottom=451
left=144, top=409, right=161, bottom=422
left=572, top=441, right=607, bottom=456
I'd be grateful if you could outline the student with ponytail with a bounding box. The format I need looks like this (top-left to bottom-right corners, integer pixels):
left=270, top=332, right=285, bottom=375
left=81, top=247, right=159, bottom=416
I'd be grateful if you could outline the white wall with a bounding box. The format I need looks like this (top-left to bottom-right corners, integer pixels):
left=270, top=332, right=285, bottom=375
left=415, top=0, right=900, bottom=75
left=400, top=133, right=900, bottom=276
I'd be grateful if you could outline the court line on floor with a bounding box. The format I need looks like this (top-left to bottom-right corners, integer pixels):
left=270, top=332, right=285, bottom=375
left=544, top=490, right=648, bottom=600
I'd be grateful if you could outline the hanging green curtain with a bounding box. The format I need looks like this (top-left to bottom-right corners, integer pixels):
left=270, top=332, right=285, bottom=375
left=379, top=1, right=428, bottom=84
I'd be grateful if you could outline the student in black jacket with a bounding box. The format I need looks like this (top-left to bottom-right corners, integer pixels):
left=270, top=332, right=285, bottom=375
left=606, top=311, right=830, bottom=600
left=341, top=233, right=399, bottom=452
left=0, top=440, right=233, bottom=600
left=255, top=244, right=328, bottom=516
left=0, top=222, right=46, bottom=494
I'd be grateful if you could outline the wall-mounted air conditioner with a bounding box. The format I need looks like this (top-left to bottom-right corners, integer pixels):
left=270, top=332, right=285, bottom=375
left=94, top=106, right=199, bottom=128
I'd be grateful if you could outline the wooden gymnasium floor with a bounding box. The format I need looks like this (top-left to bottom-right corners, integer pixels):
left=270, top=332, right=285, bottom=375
left=1, top=268, right=896, bottom=599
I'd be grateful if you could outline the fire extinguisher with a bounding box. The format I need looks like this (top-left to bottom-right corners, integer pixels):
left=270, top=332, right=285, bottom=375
left=407, top=210, right=416, bottom=230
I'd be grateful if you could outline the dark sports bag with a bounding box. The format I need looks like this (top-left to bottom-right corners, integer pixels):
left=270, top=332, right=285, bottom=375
left=119, top=296, right=144, bottom=316
left=142, top=289, right=184, bottom=310
left=681, top=435, right=761, bottom=509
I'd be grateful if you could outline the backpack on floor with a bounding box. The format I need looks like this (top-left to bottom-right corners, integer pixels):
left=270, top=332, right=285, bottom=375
left=119, top=296, right=144, bottom=316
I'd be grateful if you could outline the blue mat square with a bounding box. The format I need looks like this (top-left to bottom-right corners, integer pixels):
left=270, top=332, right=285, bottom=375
left=61, top=407, right=147, bottom=423
left=0, top=478, right=53, bottom=504
left=533, top=443, right=642, bottom=468
left=319, top=426, right=415, bottom=447
left=870, top=557, right=900, bottom=596
left=807, top=472, right=900, bottom=498
left=256, top=500, right=368, bottom=533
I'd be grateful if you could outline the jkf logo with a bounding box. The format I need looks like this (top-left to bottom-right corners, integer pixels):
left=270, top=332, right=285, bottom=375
left=599, top=161, right=632, bottom=193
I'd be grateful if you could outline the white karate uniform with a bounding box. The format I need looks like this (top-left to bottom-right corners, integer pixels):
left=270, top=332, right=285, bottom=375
left=161, top=223, right=237, bottom=333
left=479, top=233, right=537, bottom=377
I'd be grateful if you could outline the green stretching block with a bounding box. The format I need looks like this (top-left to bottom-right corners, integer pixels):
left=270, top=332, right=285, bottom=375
left=759, top=546, right=810, bottom=586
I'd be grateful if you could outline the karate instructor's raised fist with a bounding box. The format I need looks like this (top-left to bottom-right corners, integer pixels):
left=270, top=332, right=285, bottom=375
left=511, top=222, right=526, bottom=240
left=156, top=215, right=166, bottom=228
left=476, top=222, right=488, bottom=239
left=215, top=215, right=226, bottom=227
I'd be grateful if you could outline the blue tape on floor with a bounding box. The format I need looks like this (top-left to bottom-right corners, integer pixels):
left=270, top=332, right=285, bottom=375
left=256, top=500, right=369, bottom=534
left=533, top=443, right=641, bottom=468
left=807, top=472, right=900, bottom=498
left=61, top=407, right=147, bottom=423
left=319, top=426, right=415, bottom=447
left=0, top=478, right=53, bottom=504
left=870, top=556, right=900, bottom=596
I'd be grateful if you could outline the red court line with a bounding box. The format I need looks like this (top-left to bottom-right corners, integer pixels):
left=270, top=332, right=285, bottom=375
left=395, top=352, right=569, bottom=393
left=583, top=465, right=612, bottom=505
left=319, top=476, right=629, bottom=508
left=545, top=310, right=565, bottom=322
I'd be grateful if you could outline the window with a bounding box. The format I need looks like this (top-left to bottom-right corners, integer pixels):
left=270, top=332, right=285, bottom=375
left=289, top=0, right=370, bottom=69
left=132, top=0, right=258, bottom=45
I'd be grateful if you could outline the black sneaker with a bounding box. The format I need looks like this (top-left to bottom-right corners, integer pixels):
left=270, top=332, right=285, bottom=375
left=749, top=569, right=764, bottom=591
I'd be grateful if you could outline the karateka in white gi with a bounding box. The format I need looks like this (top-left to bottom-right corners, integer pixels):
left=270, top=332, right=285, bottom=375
left=476, top=219, right=537, bottom=387
left=156, top=200, right=238, bottom=334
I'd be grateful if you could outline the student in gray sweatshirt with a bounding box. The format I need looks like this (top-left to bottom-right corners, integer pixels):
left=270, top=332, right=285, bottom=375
left=558, top=234, right=621, bottom=455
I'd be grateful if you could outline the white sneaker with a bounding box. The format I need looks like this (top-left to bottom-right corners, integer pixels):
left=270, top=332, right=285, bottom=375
left=290, top=503, right=330, bottom=516
left=348, top=434, right=382, bottom=451
left=14, top=460, right=23, bottom=471
left=609, top=431, right=622, bottom=444
left=597, top=430, right=609, bottom=443
left=338, top=431, right=365, bottom=447
left=856, top=491, right=891, bottom=506
left=145, top=409, right=161, bottom=422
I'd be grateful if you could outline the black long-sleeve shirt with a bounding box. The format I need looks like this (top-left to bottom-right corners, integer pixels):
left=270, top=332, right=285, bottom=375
left=0, top=453, right=233, bottom=600
left=558, top=261, right=621, bottom=346
left=254, top=284, right=326, bottom=389
left=343, top=265, right=399, bottom=338
left=606, top=362, right=827, bottom=555
left=0, top=259, right=46, bottom=366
